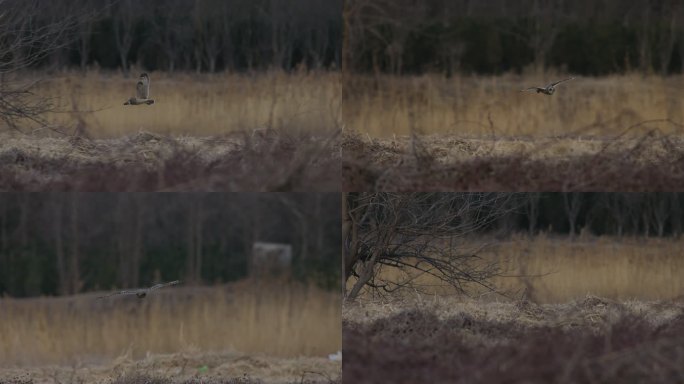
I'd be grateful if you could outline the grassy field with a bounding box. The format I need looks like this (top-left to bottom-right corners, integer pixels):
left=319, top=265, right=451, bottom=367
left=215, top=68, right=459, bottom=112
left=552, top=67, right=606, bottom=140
left=347, top=235, right=684, bottom=303
left=344, top=235, right=684, bottom=383
left=344, top=73, right=684, bottom=138
left=0, top=281, right=341, bottom=377
left=37, top=70, right=340, bottom=137
left=1, top=70, right=341, bottom=191
left=490, top=235, right=684, bottom=303
left=342, top=73, right=684, bottom=191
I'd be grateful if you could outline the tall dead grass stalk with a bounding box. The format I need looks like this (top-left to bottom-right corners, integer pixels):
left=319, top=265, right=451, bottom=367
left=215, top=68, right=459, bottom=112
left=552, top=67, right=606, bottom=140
left=33, top=70, right=340, bottom=137
left=0, top=281, right=341, bottom=366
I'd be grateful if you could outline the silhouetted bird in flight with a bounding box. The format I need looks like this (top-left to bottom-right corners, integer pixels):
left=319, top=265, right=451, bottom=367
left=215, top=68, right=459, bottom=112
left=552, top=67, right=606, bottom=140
left=124, top=73, right=155, bottom=105
left=97, top=280, right=180, bottom=299
left=520, top=77, right=575, bottom=95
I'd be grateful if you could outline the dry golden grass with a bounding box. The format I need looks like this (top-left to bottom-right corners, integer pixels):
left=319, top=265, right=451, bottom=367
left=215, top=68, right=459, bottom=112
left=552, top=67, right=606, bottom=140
left=490, top=234, right=684, bottom=303
left=345, top=73, right=684, bottom=138
left=0, top=281, right=341, bottom=367
left=350, top=235, right=684, bottom=304
left=33, top=70, right=340, bottom=138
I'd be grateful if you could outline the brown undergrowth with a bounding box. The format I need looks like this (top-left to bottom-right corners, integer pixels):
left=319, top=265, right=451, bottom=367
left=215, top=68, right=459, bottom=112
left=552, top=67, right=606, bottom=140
left=0, top=129, right=339, bottom=191
left=343, top=296, right=684, bottom=384
left=0, top=351, right=340, bottom=384
left=342, top=129, right=684, bottom=191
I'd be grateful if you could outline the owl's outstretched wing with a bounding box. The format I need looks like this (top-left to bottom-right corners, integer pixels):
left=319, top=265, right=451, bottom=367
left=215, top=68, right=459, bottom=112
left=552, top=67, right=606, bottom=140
left=96, top=289, right=142, bottom=299
left=520, top=87, right=541, bottom=92
left=149, top=280, right=180, bottom=291
left=549, top=77, right=575, bottom=87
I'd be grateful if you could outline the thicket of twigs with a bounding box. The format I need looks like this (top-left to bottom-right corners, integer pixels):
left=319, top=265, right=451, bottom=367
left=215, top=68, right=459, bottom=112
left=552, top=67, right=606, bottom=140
left=342, top=130, right=684, bottom=191
left=344, top=299, right=684, bottom=383
left=0, top=130, right=339, bottom=191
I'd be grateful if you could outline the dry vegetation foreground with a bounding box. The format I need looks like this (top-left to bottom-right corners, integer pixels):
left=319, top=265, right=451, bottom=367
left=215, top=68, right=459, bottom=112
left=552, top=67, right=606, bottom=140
left=0, top=130, right=339, bottom=191
left=0, top=282, right=341, bottom=383
left=0, top=351, right=339, bottom=384
left=343, top=296, right=684, bottom=384
left=342, top=132, right=684, bottom=191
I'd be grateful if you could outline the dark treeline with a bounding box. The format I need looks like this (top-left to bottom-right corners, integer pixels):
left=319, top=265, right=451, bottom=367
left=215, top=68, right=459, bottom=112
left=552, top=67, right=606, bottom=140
left=0, top=193, right=340, bottom=298
left=6, top=0, right=342, bottom=74
left=495, top=193, right=684, bottom=238
left=345, top=0, right=684, bottom=75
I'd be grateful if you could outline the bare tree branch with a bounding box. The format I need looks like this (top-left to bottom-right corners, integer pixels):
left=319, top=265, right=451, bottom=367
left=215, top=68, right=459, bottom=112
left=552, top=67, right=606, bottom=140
left=344, top=192, right=521, bottom=300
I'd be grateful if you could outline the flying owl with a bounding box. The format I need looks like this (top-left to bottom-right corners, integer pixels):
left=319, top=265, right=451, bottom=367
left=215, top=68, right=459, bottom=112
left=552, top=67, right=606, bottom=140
left=97, top=280, right=180, bottom=299
left=520, top=77, right=575, bottom=95
left=124, top=73, right=155, bottom=105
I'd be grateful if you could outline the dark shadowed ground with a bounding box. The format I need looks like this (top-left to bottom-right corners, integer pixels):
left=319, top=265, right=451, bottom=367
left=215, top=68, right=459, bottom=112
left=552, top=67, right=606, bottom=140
left=343, top=297, right=684, bottom=384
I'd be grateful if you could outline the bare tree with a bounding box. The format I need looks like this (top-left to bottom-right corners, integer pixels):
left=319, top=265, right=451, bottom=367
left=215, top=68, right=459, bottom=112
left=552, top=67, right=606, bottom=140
left=659, top=2, right=681, bottom=74
left=634, top=1, right=654, bottom=73
left=112, top=0, right=139, bottom=75
left=185, top=196, right=205, bottom=283
left=263, top=0, right=296, bottom=70
left=342, top=0, right=425, bottom=74
left=562, top=192, right=582, bottom=238
left=52, top=196, right=68, bottom=295
left=115, top=194, right=145, bottom=288
left=192, top=0, right=226, bottom=73
left=497, top=0, right=567, bottom=73
left=670, top=193, right=682, bottom=236
left=72, top=0, right=105, bottom=71
left=68, top=193, right=82, bottom=293
left=525, top=193, right=541, bottom=235
left=150, top=0, right=192, bottom=73
left=650, top=193, right=670, bottom=237
left=0, top=0, right=82, bottom=130
left=602, top=193, right=630, bottom=237
left=343, top=192, right=518, bottom=300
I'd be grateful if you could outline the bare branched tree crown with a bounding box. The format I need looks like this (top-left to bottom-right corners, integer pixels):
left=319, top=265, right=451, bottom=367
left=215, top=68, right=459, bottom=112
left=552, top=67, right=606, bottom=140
left=343, top=192, right=521, bottom=300
left=0, top=0, right=88, bottom=130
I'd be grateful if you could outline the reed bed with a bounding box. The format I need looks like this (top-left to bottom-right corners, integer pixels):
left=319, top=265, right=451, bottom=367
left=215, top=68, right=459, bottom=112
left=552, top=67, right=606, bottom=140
left=0, top=282, right=341, bottom=367
left=33, top=70, right=340, bottom=137
left=344, top=73, right=684, bottom=138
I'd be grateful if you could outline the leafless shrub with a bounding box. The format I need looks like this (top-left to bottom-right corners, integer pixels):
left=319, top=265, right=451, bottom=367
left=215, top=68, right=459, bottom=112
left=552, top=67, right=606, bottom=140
left=343, top=192, right=521, bottom=300
left=0, top=0, right=95, bottom=131
left=342, top=129, right=684, bottom=191
left=0, top=130, right=339, bottom=191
